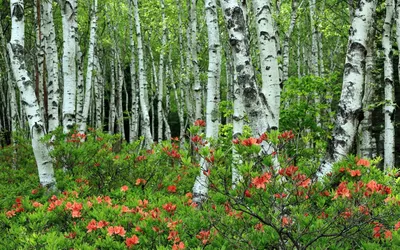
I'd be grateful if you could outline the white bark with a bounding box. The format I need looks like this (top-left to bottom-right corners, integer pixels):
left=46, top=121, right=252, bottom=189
left=94, top=53, right=103, bottom=129
left=157, top=0, right=167, bottom=142
left=282, top=0, right=301, bottom=82
left=59, top=0, right=77, bottom=133
left=8, top=0, right=56, bottom=189
left=319, top=0, right=377, bottom=177
left=133, top=0, right=153, bottom=147
left=192, top=0, right=221, bottom=205
left=252, top=0, right=281, bottom=129
left=191, top=0, right=202, bottom=121
left=116, top=53, right=125, bottom=137
left=221, top=0, right=269, bottom=136
left=79, top=0, right=97, bottom=134
left=42, top=1, right=60, bottom=132
left=128, top=0, right=139, bottom=142
left=358, top=33, right=376, bottom=159
left=109, top=57, right=116, bottom=134
left=75, top=48, right=84, bottom=125
left=383, top=0, right=395, bottom=170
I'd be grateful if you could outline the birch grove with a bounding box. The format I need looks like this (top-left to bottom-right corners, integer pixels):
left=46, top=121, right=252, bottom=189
left=1, top=0, right=400, bottom=190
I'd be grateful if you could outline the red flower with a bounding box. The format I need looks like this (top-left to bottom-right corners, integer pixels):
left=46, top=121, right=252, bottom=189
left=196, top=230, right=211, bottom=245
left=87, top=219, right=97, bottom=233
left=203, top=169, right=211, bottom=177
left=232, top=138, right=239, bottom=144
left=241, top=137, right=258, bottom=146
left=31, top=189, right=38, bottom=195
left=135, top=178, right=147, bottom=186
left=349, top=169, right=361, bottom=177
left=254, top=223, right=264, bottom=232
left=278, top=166, right=298, bottom=177
left=167, top=230, right=180, bottom=242
left=385, top=230, right=392, bottom=240
left=162, top=202, right=177, bottom=214
left=6, top=210, right=16, bottom=218
left=194, top=119, right=206, bottom=127
left=167, top=185, right=177, bottom=193
left=281, top=216, right=291, bottom=227
left=172, top=242, right=185, bottom=250
left=244, top=189, right=252, bottom=198
left=108, top=226, right=126, bottom=237
left=356, top=158, right=370, bottom=167
left=333, top=182, right=351, bottom=199
left=274, top=193, right=287, bottom=199
left=298, top=178, right=311, bottom=188
left=126, top=235, right=139, bottom=248
left=395, top=221, right=400, bottom=231
left=251, top=172, right=272, bottom=189
left=121, top=185, right=129, bottom=192
left=32, top=201, right=43, bottom=208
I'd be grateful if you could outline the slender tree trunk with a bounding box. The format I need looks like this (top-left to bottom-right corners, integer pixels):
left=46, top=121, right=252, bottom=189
left=319, top=0, right=377, bottom=177
left=358, top=29, right=376, bottom=159
left=192, top=0, right=221, bottom=205
left=282, top=0, right=301, bottom=82
left=157, top=0, right=167, bottom=142
left=8, top=0, right=56, bottom=189
left=133, top=0, right=153, bottom=147
left=79, top=0, right=98, bottom=134
left=116, top=52, right=125, bottom=138
left=94, top=53, right=103, bottom=130
left=252, top=0, right=281, bottom=129
left=128, top=0, right=139, bottom=142
left=59, top=0, right=77, bottom=134
left=109, top=57, right=116, bottom=134
left=42, top=1, right=60, bottom=132
left=190, top=0, right=202, bottom=121
left=383, top=0, right=395, bottom=170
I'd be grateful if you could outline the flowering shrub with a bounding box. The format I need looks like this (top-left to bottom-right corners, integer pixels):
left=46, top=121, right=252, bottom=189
left=1, top=127, right=400, bottom=248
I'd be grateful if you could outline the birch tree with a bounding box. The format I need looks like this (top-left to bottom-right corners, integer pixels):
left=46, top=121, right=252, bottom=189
left=8, top=0, right=56, bottom=189
left=252, top=0, right=281, bottom=129
left=383, top=0, right=395, bottom=170
left=42, top=1, right=60, bottom=132
left=192, top=0, right=221, bottom=205
left=190, top=0, right=202, bottom=121
left=133, top=0, right=153, bottom=147
left=79, top=0, right=98, bottom=134
left=221, top=0, right=269, bottom=136
left=157, top=0, right=167, bottom=142
left=319, top=0, right=377, bottom=177
left=58, top=0, right=77, bottom=133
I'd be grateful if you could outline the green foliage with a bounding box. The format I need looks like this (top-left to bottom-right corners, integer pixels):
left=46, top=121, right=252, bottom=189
left=1, top=127, right=400, bottom=249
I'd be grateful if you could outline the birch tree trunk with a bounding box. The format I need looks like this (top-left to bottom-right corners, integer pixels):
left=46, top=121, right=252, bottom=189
left=42, top=1, right=60, bottom=132
left=8, top=0, right=56, bottom=189
left=192, top=0, right=221, bottom=205
left=79, top=0, right=97, bottom=134
left=59, top=0, right=77, bottom=133
left=282, top=0, right=301, bottom=82
left=357, top=30, right=376, bottom=158
left=190, top=0, right=202, bottom=121
left=157, top=0, right=167, bottom=142
left=133, top=0, right=153, bottom=147
left=94, top=53, right=103, bottom=130
left=252, top=0, right=281, bottom=129
left=221, top=0, right=269, bottom=136
left=319, top=0, right=377, bottom=177
left=129, top=0, right=139, bottom=142
left=109, top=57, right=116, bottom=134
left=383, top=0, right=395, bottom=170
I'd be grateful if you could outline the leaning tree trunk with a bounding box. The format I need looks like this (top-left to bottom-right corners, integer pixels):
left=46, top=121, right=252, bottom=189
left=318, top=0, right=377, bottom=177
left=221, top=0, right=269, bottom=137
left=79, top=0, right=98, bottom=134
left=8, top=0, right=56, bottom=189
left=252, top=0, right=281, bottom=129
left=133, top=0, right=153, bottom=147
left=192, top=0, right=221, bottom=205
left=59, top=0, right=77, bottom=133
left=383, top=0, right=395, bottom=170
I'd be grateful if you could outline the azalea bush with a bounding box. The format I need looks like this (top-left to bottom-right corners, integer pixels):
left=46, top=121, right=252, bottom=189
left=1, top=125, right=400, bottom=249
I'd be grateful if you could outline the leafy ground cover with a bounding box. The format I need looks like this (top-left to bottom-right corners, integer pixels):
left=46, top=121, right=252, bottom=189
left=1, top=125, right=400, bottom=249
